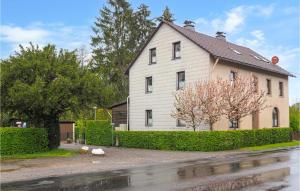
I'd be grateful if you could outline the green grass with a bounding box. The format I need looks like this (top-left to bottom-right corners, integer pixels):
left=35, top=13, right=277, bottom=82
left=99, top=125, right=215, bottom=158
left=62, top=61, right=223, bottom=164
left=241, top=141, right=300, bottom=151
left=0, top=149, right=77, bottom=160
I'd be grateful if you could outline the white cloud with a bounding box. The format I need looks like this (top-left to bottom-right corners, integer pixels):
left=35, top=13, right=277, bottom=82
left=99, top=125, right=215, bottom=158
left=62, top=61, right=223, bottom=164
left=251, top=30, right=264, bottom=41
left=195, top=4, right=274, bottom=34
left=236, top=30, right=300, bottom=105
left=0, top=22, right=92, bottom=58
left=1, top=25, right=50, bottom=43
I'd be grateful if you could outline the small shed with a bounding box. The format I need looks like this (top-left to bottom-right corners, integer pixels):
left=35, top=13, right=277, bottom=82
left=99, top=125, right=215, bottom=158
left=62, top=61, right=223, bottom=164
left=109, top=101, right=127, bottom=128
left=59, top=121, right=75, bottom=142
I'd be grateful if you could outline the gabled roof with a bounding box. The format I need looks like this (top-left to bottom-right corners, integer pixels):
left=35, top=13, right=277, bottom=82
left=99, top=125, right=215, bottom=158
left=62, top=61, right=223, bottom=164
left=126, top=21, right=294, bottom=77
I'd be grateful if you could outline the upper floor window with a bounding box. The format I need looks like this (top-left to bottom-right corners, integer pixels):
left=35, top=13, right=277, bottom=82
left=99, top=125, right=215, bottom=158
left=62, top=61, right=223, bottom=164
left=272, top=107, right=279, bottom=127
left=177, top=71, right=185, bottom=90
left=279, top=82, right=283, bottom=96
left=145, top=110, right=153, bottom=127
left=267, top=79, right=272, bottom=95
left=229, top=71, right=237, bottom=85
left=149, top=48, right=156, bottom=64
left=173, top=42, right=181, bottom=59
left=252, top=75, right=258, bottom=93
left=145, top=76, right=152, bottom=93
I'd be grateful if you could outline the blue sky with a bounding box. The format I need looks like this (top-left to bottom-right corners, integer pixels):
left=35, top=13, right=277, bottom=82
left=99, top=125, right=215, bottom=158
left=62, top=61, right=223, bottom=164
left=1, top=0, right=299, bottom=104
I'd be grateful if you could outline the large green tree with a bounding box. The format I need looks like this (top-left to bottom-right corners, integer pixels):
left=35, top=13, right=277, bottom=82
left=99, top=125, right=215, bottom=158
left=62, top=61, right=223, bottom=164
left=1, top=44, right=101, bottom=148
left=91, top=0, right=155, bottom=106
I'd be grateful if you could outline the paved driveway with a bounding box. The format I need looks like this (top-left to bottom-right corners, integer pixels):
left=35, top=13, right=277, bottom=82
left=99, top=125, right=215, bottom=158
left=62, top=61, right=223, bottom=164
left=1, top=143, right=239, bottom=183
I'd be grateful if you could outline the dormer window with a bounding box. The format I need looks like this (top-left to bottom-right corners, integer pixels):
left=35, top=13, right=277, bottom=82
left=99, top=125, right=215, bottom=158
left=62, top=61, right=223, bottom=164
left=149, top=48, right=156, bottom=64
left=173, top=42, right=181, bottom=59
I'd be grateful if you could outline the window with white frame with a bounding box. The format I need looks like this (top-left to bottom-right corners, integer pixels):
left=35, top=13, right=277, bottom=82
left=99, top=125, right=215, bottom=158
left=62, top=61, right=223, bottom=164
left=229, top=120, right=238, bottom=128
left=145, top=76, right=152, bottom=93
left=173, top=42, right=181, bottom=59
left=177, top=71, right=185, bottom=90
left=272, top=107, right=279, bottom=127
left=177, top=119, right=186, bottom=127
left=145, top=110, right=153, bottom=126
left=229, top=71, right=237, bottom=86
left=149, top=48, right=156, bottom=64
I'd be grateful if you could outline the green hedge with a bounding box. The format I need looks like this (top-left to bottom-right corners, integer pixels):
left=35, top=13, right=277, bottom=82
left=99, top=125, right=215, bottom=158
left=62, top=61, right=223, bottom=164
left=85, top=120, right=112, bottom=146
left=114, top=128, right=292, bottom=151
left=0, top=128, right=48, bottom=155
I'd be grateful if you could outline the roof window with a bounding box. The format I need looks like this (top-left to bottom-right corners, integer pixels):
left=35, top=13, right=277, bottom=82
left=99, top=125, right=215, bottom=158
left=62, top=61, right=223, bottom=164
left=229, top=47, right=242, bottom=55
left=251, top=54, right=262, bottom=61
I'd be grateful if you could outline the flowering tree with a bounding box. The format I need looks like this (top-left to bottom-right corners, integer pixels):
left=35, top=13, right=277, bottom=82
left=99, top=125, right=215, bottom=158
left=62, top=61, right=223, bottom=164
left=195, top=79, right=224, bottom=131
left=220, top=76, right=267, bottom=129
left=171, top=85, right=203, bottom=131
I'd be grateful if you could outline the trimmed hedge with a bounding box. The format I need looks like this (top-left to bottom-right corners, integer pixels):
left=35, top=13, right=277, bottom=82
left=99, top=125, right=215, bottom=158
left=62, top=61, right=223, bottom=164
left=85, top=120, right=112, bottom=146
left=0, top=128, right=48, bottom=155
left=114, top=128, right=292, bottom=151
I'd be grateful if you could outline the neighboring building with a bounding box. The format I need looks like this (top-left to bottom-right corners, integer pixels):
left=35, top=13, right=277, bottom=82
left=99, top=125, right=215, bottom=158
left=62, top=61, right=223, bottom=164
left=109, top=101, right=128, bottom=129
left=126, top=20, right=293, bottom=131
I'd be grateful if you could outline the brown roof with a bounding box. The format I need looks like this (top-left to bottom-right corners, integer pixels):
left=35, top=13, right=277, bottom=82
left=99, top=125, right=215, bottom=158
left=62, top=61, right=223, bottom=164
left=126, top=21, right=294, bottom=77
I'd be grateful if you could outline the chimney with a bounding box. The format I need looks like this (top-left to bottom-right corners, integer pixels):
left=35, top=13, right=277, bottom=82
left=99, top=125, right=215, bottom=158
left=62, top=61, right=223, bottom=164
left=183, top=20, right=195, bottom=31
left=216, top=31, right=226, bottom=41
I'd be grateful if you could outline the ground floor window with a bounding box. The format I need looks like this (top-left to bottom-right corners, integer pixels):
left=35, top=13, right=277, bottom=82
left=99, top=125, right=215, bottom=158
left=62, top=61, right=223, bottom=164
left=176, top=119, right=186, bottom=127
left=272, top=107, right=279, bottom=127
left=229, top=120, right=238, bottom=128
left=145, top=110, right=153, bottom=127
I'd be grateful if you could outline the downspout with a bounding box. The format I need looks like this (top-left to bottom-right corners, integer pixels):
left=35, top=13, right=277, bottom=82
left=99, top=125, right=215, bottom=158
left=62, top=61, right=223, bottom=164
left=210, top=57, right=219, bottom=80
left=127, top=96, right=130, bottom=131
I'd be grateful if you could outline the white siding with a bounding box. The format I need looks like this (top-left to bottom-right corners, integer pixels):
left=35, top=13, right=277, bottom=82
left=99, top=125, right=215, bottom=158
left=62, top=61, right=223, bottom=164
left=129, top=24, right=210, bottom=131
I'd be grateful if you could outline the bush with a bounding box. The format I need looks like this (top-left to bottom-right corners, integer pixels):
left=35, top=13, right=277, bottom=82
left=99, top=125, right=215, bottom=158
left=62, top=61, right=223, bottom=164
left=75, top=120, right=86, bottom=143
left=290, top=105, right=300, bottom=132
left=115, top=128, right=292, bottom=151
left=85, top=120, right=112, bottom=146
left=0, top=128, right=48, bottom=155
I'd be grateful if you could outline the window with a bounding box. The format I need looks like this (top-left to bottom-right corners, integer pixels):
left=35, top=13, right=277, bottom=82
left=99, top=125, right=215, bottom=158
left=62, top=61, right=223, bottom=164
left=145, top=110, right=153, bottom=126
left=177, top=71, right=185, bottom=90
left=229, top=71, right=237, bottom=85
left=272, top=107, right=279, bottom=127
left=267, top=79, right=272, bottom=95
left=177, top=119, right=186, bottom=127
left=145, top=77, right=152, bottom=93
left=149, top=48, right=156, bottom=64
left=279, top=82, right=283, bottom=96
left=252, top=76, right=258, bottom=93
left=173, top=42, right=181, bottom=59
left=229, top=120, right=239, bottom=129
left=229, top=47, right=242, bottom=55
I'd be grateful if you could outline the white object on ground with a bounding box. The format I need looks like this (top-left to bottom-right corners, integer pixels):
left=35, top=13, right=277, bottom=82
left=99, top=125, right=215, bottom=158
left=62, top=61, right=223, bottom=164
left=81, top=146, right=89, bottom=151
left=91, top=148, right=105, bottom=155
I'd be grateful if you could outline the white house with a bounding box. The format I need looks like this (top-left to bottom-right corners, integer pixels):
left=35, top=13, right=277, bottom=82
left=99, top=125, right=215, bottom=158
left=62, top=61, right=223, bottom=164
left=125, top=20, right=293, bottom=131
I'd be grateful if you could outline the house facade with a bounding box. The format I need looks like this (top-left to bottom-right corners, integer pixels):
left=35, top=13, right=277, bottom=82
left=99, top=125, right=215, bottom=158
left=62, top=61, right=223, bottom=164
left=126, top=21, right=293, bottom=131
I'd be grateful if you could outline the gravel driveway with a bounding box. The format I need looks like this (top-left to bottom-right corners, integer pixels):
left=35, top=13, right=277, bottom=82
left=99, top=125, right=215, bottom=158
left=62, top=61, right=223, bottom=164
left=1, top=143, right=241, bottom=183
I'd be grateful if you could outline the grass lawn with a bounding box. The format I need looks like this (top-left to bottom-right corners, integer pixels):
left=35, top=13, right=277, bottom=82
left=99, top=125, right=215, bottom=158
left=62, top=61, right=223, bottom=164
left=1, top=149, right=77, bottom=160
left=241, top=141, right=300, bottom=151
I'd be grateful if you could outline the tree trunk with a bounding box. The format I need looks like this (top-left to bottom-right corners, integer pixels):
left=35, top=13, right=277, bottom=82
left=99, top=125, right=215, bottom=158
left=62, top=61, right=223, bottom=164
left=209, top=122, right=213, bottom=131
left=44, top=115, right=60, bottom=149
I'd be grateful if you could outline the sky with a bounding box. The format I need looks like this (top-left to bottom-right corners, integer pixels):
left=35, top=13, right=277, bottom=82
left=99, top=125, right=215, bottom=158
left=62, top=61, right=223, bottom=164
left=1, top=0, right=299, bottom=104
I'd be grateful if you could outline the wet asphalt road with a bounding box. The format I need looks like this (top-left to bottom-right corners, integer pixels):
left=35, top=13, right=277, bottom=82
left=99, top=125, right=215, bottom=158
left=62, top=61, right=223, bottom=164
left=1, top=148, right=300, bottom=191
